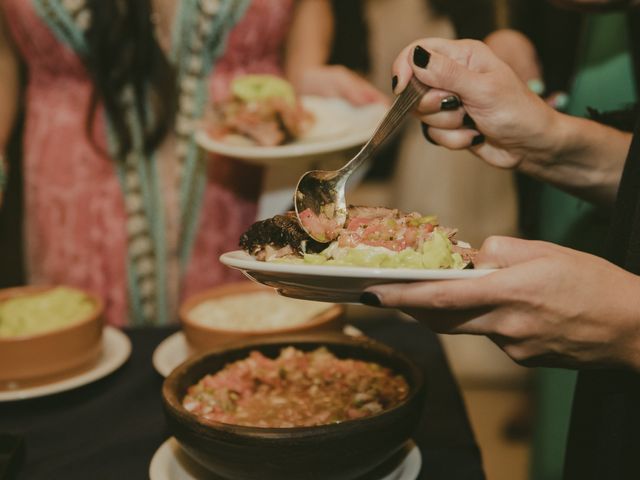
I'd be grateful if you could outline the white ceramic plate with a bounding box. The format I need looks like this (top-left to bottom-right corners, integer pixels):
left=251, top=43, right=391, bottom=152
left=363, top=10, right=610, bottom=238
left=195, top=97, right=387, bottom=164
left=220, top=250, right=494, bottom=303
left=153, top=324, right=365, bottom=378
left=153, top=331, right=193, bottom=378
left=0, top=326, right=131, bottom=402
left=149, top=437, right=421, bottom=480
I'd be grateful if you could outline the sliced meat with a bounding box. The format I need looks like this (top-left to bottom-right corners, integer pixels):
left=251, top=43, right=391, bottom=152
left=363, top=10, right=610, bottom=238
left=451, top=244, right=478, bottom=265
left=346, top=206, right=400, bottom=221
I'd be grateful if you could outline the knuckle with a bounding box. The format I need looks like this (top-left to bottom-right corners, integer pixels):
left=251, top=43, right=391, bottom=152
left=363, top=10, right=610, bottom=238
left=480, top=235, right=509, bottom=258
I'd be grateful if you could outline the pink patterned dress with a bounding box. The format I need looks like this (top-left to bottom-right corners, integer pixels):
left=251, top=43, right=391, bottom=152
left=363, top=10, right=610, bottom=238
left=2, top=0, right=294, bottom=326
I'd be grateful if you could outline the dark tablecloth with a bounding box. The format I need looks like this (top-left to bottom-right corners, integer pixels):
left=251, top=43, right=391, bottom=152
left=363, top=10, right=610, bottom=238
left=1, top=318, right=485, bottom=480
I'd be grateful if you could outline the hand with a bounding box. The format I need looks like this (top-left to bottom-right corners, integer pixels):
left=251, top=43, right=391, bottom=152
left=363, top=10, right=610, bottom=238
left=392, top=38, right=562, bottom=169
left=485, top=30, right=570, bottom=110
left=294, top=65, right=389, bottom=106
left=484, top=29, right=543, bottom=87
left=363, top=237, right=640, bottom=371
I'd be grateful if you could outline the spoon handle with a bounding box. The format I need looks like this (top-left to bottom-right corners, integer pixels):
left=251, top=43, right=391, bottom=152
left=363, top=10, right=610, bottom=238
left=340, top=77, right=429, bottom=177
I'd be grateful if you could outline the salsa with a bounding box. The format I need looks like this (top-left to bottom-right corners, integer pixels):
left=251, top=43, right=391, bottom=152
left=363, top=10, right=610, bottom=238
left=182, top=347, right=409, bottom=428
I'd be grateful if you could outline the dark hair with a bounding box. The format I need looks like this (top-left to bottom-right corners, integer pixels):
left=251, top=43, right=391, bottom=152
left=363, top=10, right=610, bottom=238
left=84, top=0, right=176, bottom=159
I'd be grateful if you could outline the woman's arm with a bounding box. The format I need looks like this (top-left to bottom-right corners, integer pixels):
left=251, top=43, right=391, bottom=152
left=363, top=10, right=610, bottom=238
left=285, top=0, right=334, bottom=87
left=285, top=0, right=387, bottom=105
left=0, top=7, right=21, bottom=202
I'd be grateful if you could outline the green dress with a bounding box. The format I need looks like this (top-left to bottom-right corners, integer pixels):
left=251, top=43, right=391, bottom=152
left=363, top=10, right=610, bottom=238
left=531, top=12, right=637, bottom=480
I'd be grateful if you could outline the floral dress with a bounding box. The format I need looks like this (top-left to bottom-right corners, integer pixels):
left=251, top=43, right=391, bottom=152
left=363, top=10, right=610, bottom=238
left=2, top=0, right=294, bottom=326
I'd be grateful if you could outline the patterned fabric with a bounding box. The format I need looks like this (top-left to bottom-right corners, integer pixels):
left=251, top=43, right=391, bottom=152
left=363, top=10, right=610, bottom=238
left=2, top=0, right=294, bottom=326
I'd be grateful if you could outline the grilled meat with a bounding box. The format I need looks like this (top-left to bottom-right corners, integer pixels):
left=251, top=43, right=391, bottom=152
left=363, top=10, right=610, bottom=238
left=239, top=212, right=325, bottom=261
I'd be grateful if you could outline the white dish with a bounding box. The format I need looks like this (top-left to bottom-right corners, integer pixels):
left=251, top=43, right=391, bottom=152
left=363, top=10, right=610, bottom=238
left=153, top=331, right=193, bottom=378
left=153, top=324, right=365, bottom=378
left=0, top=326, right=131, bottom=402
left=220, top=250, right=494, bottom=303
left=195, top=96, right=387, bottom=164
left=149, top=437, right=421, bottom=480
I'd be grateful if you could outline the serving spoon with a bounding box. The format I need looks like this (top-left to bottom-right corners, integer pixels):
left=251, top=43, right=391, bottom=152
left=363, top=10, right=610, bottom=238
left=294, top=77, right=429, bottom=243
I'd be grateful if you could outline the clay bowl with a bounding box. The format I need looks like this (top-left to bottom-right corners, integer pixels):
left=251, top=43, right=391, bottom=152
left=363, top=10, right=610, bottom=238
left=162, top=334, right=426, bottom=480
left=0, top=285, right=104, bottom=383
left=180, top=281, right=344, bottom=352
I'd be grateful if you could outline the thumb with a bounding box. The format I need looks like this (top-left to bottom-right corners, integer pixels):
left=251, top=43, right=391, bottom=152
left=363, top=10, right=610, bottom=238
left=475, top=236, right=565, bottom=269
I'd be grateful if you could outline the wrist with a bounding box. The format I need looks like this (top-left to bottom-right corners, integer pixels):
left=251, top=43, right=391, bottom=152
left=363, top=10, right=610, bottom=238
left=516, top=107, right=568, bottom=174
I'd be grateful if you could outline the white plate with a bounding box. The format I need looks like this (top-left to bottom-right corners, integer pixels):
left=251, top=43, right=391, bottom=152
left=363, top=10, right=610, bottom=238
left=153, top=331, right=193, bottom=378
left=195, top=97, right=387, bottom=164
left=149, top=437, right=421, bottom=480
left=0, top=326, right=131, bottom=402
left=220, top=250, right=494, bottom=303
left=152, top=324, right=365, bottom=378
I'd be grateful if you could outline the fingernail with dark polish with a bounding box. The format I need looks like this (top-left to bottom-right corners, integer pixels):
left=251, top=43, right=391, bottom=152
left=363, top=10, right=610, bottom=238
left=413, top=46, right=431, bottom=68
left=392, top=75, right=398, bottom=92
left=440, top=95, right=460, bottom=111
left=360, top=292, right=382, bottom=307
left=463, top=113, right=476, bottom=128
left=471, top=134, right=485, bottom=146
left=421, top=123, right=437, bottom=145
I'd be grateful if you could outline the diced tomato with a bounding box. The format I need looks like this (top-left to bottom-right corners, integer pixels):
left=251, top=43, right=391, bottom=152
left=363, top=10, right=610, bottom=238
left=346, top=217, right=370, bottom=231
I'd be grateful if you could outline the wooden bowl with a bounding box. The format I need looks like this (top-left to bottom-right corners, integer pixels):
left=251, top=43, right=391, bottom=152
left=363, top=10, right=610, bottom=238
left=0, top=286, right=104, bottom=383
left=180, top=282, right=344, bottom=352
left=162, top=334, right=426, bottom=480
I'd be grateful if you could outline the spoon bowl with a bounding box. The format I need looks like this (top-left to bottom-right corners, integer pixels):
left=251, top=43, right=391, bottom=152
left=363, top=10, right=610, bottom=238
left=294, top=77, right=429, bottom=243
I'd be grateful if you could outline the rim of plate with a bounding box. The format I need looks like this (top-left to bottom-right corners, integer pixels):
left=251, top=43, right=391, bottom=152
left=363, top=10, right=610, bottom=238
left=149, top=437, right=421, bottom=480
left=0, top=326, right=131, bottom=402
left=195, top=97, right=387, bottom=160
left=220, top=251, right=495, bottom=280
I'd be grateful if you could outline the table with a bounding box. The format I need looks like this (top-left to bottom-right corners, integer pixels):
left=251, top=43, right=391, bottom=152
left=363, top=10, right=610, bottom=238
left=1, top=318, right=485, bottom=480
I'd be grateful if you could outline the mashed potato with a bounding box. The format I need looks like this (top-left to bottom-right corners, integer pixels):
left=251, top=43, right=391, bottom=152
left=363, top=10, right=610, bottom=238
left=0, top=287, right=95, bottom=338
left=188, top=292, right=333, bottom=331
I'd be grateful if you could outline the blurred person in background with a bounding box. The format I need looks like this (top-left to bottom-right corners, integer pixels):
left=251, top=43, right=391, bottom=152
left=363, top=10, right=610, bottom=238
left=483, top=2, right=640, bottom=478
left=0, top=0, right=384, bottom=327
left=372, top=2, right=640, bottom=473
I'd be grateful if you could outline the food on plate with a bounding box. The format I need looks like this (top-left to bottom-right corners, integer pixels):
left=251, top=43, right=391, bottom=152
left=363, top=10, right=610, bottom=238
left=0, top=287, right=95, bottom=338
left=240, top=206, right=477, bottom=269
left=188, top=292, right=334, bottom=331
left=208, top=74, right=314, bottom=146
left=182, top=346, right=409, bottom=428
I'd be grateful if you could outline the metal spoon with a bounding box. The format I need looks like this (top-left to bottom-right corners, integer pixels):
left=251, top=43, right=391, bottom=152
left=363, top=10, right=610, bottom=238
left=294, top=77, right=429, bottom=243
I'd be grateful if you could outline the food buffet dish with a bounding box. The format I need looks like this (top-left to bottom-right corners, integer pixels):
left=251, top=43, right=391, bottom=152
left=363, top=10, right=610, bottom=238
left=0, top=285, right=104, bottom=383
left=162, top=334, right=425, bottom=480
left=179, top=281, right=343, bottom=352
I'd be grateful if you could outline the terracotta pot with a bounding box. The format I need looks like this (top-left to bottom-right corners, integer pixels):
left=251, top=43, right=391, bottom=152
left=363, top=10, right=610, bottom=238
left=180, top=282, right=344, bottom=352
left=0, top=286, right=104, bottom=383
left=162, top=334, right=426, bottom=480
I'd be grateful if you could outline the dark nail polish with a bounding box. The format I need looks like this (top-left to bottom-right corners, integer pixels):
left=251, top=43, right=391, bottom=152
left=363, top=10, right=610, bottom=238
left=463, top=113, right=476, bottom=128
left=471, top=134, right=485, bottom=146
left=440, top=96, right=460, bottom=111
left=360, top=292, right=381, bottom=307
left=413, top=46, right=431, bottom=68
left=392, top=75, right=398, bottom=92
left=421, top=123, right=437, bottom=145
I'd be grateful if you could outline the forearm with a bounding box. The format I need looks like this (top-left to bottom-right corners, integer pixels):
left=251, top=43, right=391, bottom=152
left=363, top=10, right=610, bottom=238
left=0, top=7, right=21, bottom=205
left=519, top=112, right=631, bottom=206
left=285, top=0, right=333, bottom=87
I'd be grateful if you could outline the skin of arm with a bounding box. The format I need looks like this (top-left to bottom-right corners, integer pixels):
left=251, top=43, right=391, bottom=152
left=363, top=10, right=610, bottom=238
left=0, top=5, right=21, bottom=205
left=392, top=38, right=631, bottom=206
left=0, top=6, right=20, bottom=152
left=365, top=236, right=640, bottom=372
left=365, top=36, right=640, bottom=373
left=285, top=0, right=387, bottom=105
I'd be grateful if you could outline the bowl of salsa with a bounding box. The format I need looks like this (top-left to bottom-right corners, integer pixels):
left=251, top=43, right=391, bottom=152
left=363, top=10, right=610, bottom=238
left=162, top=334, right=425, bottom=480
